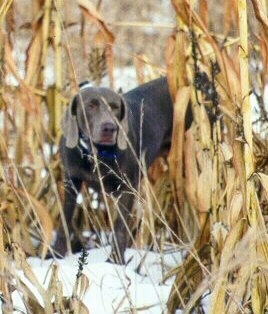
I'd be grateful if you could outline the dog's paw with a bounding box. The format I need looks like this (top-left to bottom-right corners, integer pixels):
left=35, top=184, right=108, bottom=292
left=106, top=251, right=125, bottom=264
left=53, top=235, right=68, bottom=258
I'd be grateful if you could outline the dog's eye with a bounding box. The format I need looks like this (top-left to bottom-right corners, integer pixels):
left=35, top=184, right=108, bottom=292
left=109, top=103, right=119, bottom=111
left=89, top=99, right=99, bottom=110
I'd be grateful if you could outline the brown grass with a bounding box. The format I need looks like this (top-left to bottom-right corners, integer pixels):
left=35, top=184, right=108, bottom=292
left=0, top=0, right=268, bottom=313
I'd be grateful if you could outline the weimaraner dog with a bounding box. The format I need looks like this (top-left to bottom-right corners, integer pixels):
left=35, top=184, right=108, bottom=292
left=54, top=77, right=190, bottom=263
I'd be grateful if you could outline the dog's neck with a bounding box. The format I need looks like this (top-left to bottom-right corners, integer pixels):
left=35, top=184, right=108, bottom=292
left=78, top=133, right=118, bottom=160
left=94, top=143, right=118, bottom=159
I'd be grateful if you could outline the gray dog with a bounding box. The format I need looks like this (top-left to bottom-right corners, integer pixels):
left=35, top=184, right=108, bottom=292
left=54, top=77, right=179, bottom=263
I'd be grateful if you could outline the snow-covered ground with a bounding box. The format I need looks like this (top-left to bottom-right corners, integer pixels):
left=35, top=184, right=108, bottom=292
left=12, top=247, right=183, bottom=313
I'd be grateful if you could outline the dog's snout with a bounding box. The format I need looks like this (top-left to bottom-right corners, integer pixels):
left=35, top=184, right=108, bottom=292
left=102, top=123, right=117, bottom=133
left=99, top=122, right=117, bottom=145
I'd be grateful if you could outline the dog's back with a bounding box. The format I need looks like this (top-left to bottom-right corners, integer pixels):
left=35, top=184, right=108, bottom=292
left=123, top=77, right=173, bottom=167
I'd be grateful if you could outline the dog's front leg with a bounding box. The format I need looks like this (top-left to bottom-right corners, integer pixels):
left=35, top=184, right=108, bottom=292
left=54, top=177, right=82, bottom=257
left=110, top=191, right=135, bottom=264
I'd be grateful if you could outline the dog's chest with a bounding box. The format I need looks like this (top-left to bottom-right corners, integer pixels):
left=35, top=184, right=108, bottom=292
left=85, top=155, right=124, bottom=193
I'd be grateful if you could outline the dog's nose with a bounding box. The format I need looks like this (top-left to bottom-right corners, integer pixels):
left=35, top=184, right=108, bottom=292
left=101, top=123, right=117, bottom=133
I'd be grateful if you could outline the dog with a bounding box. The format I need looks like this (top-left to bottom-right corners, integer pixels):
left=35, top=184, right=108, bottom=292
left=54, top=77, right=185, bottom=263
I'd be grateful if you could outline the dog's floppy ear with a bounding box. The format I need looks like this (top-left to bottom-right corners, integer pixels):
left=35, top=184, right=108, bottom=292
left=61, top=95, right=79, bottom=149
left=117, top=96, right=129, bottom=150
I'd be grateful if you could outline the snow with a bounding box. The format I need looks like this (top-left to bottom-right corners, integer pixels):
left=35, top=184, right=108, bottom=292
left=11, top=247, right=183, bottom=313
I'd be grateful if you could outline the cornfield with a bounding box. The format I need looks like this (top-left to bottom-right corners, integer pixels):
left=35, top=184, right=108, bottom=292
left=1, top=0, right=268, bottom=313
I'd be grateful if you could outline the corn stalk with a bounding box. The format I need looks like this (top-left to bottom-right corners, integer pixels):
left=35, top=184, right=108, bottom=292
left=54, top=0, right=63, bottom=140
left=0, top=0, right=11, bottom=308
left=167, top=0, right=268, bottom=313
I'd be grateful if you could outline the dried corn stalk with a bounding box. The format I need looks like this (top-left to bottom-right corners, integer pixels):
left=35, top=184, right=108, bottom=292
left=166, top=0, right=268, bottom=313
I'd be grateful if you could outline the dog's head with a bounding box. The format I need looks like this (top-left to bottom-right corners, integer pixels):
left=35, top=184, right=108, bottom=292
left=62, top=86, right=128, bottom=151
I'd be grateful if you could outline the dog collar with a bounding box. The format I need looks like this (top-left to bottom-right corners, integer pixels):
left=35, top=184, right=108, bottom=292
left=94, top=143, right=119, bottom=159
left=77, top=133, right=119, bottom=160
left=77, top=137, right=91, bottom=159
